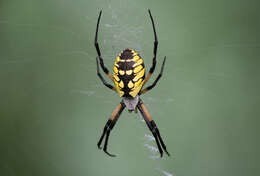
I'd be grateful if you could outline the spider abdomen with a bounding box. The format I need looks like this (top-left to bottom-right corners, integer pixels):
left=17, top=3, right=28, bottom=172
left=113, top=48, right=145, bottom=98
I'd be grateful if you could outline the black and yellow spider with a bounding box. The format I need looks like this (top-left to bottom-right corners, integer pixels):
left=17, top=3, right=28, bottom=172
left=95, top=9, right=170, bottom=157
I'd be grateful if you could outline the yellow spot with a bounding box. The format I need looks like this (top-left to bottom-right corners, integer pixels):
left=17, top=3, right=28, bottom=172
left=126, top=55, right=140, bottom=62
left=126, top=70, right=133, bottom=75
left=134, top=78, right=143, bottom=87
left=113, top=66, right=118, bottom=74
left=114, top=80, right=119, bottom=90
left=119, top=80, right=124, bottom=88
left=129, top=80, right=144, bottom=97
left=131, top=50, right=137, bottom=55
left=132, top=52, right=137, bottom=56
left=114, top=63, right=119, bottom=67
left=114, top=80, right=124, bottom=97
left=116, top=56, right=120, bottom=62
left=119, top=91, right=124, bottom=97
left=119, top=70, right=125, bottom=75
left=128, top=81, right=134, bottom=88
left=133, top=59, right=143, bottom=67
left=113, top=74, right=120, bottom=81
left=133, top=68, right=145, bottom=82
left=134, top=65, right=143, bottom=73
left=133, top=55, right=140, bottom=62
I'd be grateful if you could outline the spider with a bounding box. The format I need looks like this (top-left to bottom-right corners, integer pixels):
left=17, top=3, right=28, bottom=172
left=95, top=9, right=170, bottom=157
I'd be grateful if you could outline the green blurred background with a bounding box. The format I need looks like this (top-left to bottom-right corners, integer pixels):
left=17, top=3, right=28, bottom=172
left=1, top=0, right=259, bottom=175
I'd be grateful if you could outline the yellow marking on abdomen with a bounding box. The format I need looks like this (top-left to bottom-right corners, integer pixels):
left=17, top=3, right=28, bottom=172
left=119, top=80, right=124, bottom=88
left=134, top=78, right=143, bottom=87
left=119, top=90, right=124, bottom=97
left=134, top=65, right=143, bottom=73
left=119, top=70, right=125, bottom=75
left=114, top=80, right=119, bottom=91
left=114, top=63, right=119, bottom=67
left=133, top=68, right=145, bottom=82
left=113, top=66, right=118, bottom=74
left=113, top=74, right=120, bottom=81
left=125, top=55, right=140, bottom=62
left=133, top=55, right=140, bottom=62
left=130, top=49, right=136, bottom=53
left=128, top=80, right=134, bottom=88
left=132, top=59, right=143, bottom=67
left=126, top=70, right=133, bottom=75
left=116, top=56, right=120, bottom=62
left=129, top=79, right=144, bottom=97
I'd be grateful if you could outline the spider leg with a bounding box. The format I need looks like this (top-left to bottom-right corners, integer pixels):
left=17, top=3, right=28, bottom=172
left=137, top=99, right=170, bottom=157
left=143, top=9, right=159, bottom=86
left=94, top=10, right=114, bottom=81
left=96, top=57, right=117, bottom=92
left=140, top=56, right=166, bottom=95
left=97, top=102, right=125, bottom=157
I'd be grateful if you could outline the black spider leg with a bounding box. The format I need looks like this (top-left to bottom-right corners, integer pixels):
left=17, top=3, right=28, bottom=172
left=150, top=120, right=170, bottom=156
left=94, top=10, right=113, bottom=81
left=148, top=9, right=158, bottom=74
left=142, top=9, right=161, bottom=86
left=96, top=57, right=116, bottom=91
left=137, top=99, right=170, bottom=157
left=97, top=102, right=126, bottom=157
left=140, top=56, right=166, bottom=95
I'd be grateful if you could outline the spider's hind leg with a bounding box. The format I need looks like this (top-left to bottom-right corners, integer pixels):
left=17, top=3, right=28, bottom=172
left=137, top=99, right=170, bottom=157
left=97, top=102, right=125, bottom=157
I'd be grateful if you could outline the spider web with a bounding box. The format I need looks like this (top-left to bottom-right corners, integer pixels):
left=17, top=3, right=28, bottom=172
left=75, top=0, right=175, bottom=174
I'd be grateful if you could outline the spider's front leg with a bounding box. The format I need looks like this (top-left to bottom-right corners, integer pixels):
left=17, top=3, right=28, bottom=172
left=97, top=102, right=125, bottom=157
left=94, top=10, right=114, bottom=82
left=142, top=9, right=159, bottom=86
left=140, top=56, right=166, bottom=95
left=137, top=99, right=170, bottom=157
left=96, top=57, right=117, bottom=92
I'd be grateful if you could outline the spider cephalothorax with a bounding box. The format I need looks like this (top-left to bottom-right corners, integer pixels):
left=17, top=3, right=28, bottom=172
left=95, top=9, right=169, bottom=157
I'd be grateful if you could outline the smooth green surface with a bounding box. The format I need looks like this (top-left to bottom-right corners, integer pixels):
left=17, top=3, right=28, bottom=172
left=1, top=0, right=260, bottom=176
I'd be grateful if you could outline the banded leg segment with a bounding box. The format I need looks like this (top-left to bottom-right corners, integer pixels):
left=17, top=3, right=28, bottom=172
left=143, top=9, right=159, bottom=86
left=94, top=10, right=114, bottom=81
left=96, top=57, right=116, bottom=92
left=140, top=56, right=166, bottom=95
left=137, top=99, right=170, bottom=157
left=97, top=102, right=125, bottom=157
